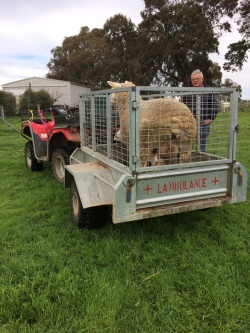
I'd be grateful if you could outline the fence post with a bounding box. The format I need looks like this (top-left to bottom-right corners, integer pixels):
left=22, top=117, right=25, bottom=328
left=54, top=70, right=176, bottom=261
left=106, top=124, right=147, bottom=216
left=0, top=105, right=4, bottom=118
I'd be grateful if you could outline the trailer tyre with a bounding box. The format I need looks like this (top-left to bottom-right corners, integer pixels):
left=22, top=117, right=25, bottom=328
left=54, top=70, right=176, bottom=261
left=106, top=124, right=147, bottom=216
left=25, top=141, right=43, bottom=171
left=52, top=148, right=70, bottom=183
left=70, top=180, right=108, bottom=229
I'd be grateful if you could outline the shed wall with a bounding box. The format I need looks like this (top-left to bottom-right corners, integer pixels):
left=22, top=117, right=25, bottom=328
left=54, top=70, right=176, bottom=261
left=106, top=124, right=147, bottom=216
left=2, top=77, right=90, bottom=107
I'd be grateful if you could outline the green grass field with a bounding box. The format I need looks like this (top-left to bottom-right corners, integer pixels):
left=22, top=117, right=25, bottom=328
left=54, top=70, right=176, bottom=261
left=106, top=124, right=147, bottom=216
left=0, top=110, right=249, bottom=333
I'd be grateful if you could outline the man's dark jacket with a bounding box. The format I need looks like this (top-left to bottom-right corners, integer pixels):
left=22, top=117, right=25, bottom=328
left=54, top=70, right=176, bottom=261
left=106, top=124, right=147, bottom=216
left=182, top=83, right=218, bottom=122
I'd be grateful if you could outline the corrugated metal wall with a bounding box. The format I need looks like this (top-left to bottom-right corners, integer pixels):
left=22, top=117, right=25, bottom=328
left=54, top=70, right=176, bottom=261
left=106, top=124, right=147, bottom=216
left=2, top=77, right=90, bottom=107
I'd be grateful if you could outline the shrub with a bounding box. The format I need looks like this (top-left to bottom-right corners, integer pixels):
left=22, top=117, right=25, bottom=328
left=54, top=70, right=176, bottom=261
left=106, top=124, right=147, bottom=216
left=0, top=91, right=17, bottom=116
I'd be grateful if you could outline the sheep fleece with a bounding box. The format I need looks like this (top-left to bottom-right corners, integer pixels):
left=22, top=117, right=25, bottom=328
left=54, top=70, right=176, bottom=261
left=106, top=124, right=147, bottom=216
left=109, top=81, right=197, bottom=165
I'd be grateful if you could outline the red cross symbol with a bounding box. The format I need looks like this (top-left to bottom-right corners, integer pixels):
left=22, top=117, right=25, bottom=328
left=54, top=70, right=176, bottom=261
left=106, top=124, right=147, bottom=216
left=211, top=177, right=219, bottom=186
left=144, top=185, right=152, bottom=195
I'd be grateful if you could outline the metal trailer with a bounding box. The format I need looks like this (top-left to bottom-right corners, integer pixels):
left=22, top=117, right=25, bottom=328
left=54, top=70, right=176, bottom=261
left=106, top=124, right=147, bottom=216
left=64, top=86, right=248, bottom=228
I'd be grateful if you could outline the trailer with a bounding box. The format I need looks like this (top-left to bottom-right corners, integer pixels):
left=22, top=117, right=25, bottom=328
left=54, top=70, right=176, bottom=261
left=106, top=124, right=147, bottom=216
left=64, top=85, right=247, bottom=228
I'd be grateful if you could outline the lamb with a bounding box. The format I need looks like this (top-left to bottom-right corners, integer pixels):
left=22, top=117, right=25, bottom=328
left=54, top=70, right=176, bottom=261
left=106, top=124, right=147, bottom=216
left=107, top=80, right=197, bottom=166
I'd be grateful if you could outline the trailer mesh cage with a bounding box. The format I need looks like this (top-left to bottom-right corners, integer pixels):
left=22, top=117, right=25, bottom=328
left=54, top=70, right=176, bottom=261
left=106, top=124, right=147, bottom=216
left=79, top=86, right=238, bottom=172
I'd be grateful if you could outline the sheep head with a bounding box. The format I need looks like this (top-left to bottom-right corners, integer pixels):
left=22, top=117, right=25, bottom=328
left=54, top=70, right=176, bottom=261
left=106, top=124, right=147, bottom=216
left=107, top=81, right=135, bottom=112
left=107, top=81, right=135, bottom=88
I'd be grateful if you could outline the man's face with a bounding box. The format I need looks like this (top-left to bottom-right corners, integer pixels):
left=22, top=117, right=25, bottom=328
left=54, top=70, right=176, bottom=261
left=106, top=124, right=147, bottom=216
left=191, top=74, right=203, bottom=87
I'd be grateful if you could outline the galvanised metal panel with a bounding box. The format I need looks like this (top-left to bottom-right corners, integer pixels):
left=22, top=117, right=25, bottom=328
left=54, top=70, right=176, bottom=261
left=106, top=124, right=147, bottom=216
left=136, top=164, right=229, bottom=209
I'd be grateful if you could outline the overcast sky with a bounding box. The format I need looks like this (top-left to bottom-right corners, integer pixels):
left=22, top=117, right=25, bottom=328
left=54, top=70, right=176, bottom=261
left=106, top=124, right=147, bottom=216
left=0, top=0, right=249, bottom=99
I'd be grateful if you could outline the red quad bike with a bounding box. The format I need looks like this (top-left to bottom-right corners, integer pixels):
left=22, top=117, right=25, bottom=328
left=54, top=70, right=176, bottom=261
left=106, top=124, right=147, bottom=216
left=21, top=107, right=81, bottom=183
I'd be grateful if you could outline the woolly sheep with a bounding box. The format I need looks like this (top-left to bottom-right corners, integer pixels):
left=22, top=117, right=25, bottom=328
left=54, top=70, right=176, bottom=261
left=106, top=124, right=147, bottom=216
left=107, top=81, right=197, bottom=166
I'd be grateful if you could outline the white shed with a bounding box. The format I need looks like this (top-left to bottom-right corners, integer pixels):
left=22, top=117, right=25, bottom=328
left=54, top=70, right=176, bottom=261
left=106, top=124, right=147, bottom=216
left=1, top=77, right=90, bottom=107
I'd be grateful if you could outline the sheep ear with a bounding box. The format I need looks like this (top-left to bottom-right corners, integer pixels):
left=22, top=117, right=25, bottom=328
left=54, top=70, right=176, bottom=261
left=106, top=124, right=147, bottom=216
left=107, top=81, right=114, bottom=87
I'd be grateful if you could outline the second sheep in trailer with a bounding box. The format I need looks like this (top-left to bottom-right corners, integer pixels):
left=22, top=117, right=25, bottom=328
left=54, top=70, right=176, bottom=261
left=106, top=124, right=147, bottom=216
left=108, top=81, right=197, bottom=166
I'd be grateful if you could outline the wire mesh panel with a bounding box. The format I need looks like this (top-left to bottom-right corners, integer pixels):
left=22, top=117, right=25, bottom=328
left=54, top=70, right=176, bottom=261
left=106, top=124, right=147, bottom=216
left=79, top=87, right=237, bottom=171
left=80, top=90, right=130, bottom=167
left=180, top=89, right=232, bottom=160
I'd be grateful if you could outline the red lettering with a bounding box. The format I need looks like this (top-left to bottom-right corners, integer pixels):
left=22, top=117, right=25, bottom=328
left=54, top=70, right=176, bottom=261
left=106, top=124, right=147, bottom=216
left=155, top=177, right=208, bottom=196
left=163, top=183, right=168, bottom=192
left=195, top=179, right=200, bottom=187
left=202, top=178, right=207, bottom=187
left=169, top=182, right=176, bottom=191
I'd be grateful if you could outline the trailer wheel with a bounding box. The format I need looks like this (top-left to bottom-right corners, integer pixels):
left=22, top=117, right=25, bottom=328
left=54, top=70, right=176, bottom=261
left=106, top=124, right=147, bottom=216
left=52, top=148, right=70, bottom=183
left=25, top=141, right=43, bottom=171
left=70, top=180, right=108, bottom=229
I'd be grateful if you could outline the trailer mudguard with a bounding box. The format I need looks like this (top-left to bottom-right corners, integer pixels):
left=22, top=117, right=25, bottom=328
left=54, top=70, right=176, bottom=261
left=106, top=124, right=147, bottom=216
left=65, top=162, right=114, bottom=208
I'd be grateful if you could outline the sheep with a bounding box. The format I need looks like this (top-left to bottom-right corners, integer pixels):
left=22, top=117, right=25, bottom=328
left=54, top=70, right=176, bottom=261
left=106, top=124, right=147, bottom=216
left=107, top=80, right=197, bottom=166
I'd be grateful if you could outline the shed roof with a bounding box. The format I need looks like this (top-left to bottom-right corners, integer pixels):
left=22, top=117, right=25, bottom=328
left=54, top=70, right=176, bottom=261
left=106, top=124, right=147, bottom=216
left=1, top=76, right=89, bottom=88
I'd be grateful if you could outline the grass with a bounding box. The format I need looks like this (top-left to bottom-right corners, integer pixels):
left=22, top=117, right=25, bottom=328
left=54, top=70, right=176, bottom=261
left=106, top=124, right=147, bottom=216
left=0, top=110, right=250, bottom=333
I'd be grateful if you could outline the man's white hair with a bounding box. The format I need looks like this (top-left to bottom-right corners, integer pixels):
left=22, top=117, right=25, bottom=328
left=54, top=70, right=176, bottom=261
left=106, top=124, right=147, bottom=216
left=191, top=69, right=204, bottom=78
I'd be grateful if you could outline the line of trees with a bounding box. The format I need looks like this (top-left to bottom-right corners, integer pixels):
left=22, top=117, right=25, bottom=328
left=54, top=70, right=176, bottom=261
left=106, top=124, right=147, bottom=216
left=18, top=89, right=54, bottom=112
left=0, top=89, right=54, bottom=117
left=46, top=0, right=249, bottom=90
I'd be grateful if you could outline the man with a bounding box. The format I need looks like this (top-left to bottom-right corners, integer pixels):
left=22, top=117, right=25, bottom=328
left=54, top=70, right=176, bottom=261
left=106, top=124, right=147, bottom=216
left=182, top=69, right=218, bottom=152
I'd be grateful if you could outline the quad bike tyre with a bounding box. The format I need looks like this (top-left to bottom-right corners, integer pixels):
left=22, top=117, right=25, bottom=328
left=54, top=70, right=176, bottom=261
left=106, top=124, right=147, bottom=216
left=52, top=148, right=70, bottom=183
left=70, top=180, right=108, bottom=229
left=25, top=141, right=43, bottom=171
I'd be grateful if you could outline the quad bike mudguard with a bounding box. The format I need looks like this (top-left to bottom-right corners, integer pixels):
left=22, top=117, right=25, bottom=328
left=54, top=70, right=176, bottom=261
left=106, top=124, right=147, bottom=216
left=30, top=120, right=55, bottom=160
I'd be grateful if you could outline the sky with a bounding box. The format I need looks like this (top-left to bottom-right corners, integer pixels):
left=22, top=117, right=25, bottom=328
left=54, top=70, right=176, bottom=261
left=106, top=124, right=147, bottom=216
left=0, top=0, right=249, bottom=99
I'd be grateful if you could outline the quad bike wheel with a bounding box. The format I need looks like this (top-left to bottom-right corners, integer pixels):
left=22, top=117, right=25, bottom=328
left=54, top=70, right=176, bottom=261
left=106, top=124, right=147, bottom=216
left=25, top=141, right=43, bottom=171
left=52, top=148, right=70, bottom=183
left=70, top=180, right=109, bottom=229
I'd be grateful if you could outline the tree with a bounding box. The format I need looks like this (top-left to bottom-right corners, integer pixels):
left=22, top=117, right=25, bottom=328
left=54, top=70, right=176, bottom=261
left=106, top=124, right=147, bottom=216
left=46, top=7, right=222, bottom=88
left=103, top=14, right=158, bottom=85
left=19, top=89, right=54, bottom=112
left=103, top=15, right=138, bottom=83
left=221, top=78, right=242, bottom=98
left=223, top=0, right=250, bottom=71
left=46, top=0, right=248, bottom=88
left=47, top=18, right=155, bottom=90
left=47, top=26, right=114, bottom=90
left=138, top=0, right=232, bottom=86
left=0, top=91, right=16, bottom=116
